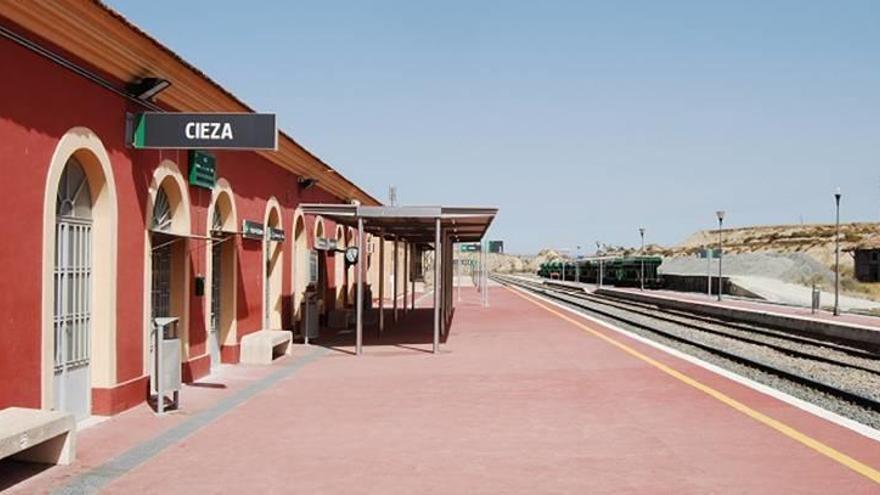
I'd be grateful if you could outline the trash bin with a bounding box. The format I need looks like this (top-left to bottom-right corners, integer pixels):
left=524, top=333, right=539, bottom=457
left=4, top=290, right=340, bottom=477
left=302, top=292, right=319, bottom=341
left=811, top=285, right=821, bottom=314
left=151, top=317, right=181, bottom=414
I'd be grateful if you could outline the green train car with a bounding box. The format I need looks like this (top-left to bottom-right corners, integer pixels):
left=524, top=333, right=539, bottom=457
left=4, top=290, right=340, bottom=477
left=538, top=257, right=663, bottom=288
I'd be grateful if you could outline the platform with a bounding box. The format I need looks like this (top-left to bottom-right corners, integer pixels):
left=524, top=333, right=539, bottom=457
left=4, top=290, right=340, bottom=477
left=598, top=286, right=880, bottom=350
left=2, top=287, right=879, bottom=493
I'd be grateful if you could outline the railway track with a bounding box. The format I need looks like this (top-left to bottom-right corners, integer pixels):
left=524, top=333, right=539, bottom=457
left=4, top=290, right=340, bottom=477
left=493, top=274, right=880, bottom=417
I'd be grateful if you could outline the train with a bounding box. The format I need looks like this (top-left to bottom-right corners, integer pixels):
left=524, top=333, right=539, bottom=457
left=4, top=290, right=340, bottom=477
left=537, top=256, right=663, bottom=288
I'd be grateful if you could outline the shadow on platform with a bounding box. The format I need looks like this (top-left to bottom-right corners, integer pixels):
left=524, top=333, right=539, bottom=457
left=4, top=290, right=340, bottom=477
left=314, top=307, right=453, bottom=355
left=0, top=459, right=52, bottom=492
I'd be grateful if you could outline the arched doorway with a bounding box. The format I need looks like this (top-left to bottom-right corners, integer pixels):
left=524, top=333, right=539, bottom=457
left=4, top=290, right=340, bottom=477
left=292, top=212, right=307, bottom=329
left=52, top=158, right=93, bottom=420
left=314, top=217, right=327, bottom=318
left=335, top=225, right=345, bottom=307
left=208, top=183, right=237, bottom=369
left=145, top=162, right=191, bottom=381
left=263, top=199, right=283, bottom=329
left=43, top=127, right=117, bottom=420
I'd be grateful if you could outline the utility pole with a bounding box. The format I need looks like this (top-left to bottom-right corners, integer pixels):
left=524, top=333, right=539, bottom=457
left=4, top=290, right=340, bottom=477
left=639, top=227, right=645, bottom=291
left=834, top=188, right=841, bottom=316
left=716, top=211, right=725, bottom=301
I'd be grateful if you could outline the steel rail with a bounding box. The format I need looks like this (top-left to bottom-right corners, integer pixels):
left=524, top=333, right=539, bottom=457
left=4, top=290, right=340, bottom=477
left=494, top=275, right=880, bottom=413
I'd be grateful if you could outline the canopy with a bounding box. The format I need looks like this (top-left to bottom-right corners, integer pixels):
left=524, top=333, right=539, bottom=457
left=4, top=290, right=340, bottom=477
left=298, top=203, right=498, bottom=355
left=298, top=204, right=497, bottom=244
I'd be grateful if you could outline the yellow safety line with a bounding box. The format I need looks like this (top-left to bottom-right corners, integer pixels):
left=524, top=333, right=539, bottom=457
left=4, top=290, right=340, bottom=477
left=505, top=285, right=880, bottom=484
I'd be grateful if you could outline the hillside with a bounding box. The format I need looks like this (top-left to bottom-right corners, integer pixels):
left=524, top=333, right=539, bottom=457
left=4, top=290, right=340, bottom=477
left=664, top=222, right=880, bottom=301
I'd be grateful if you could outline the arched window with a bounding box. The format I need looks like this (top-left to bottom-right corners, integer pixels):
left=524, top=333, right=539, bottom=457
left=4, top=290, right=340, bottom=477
left=212, top=206, right=223, bottom=233
left=152, top=188, right=172, bottom=231
left=56, top=157, right=92, bottom=219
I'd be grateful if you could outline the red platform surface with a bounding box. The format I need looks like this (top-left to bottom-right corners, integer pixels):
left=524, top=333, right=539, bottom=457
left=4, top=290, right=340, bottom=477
left=3, top=287, right=879, bottom=494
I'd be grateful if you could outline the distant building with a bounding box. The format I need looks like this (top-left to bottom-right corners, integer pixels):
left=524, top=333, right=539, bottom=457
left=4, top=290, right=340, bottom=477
left=848, top=240, right=880, bottom=282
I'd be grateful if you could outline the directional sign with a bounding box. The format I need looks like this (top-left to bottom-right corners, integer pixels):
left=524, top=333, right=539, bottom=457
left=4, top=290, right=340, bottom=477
left=488, top=240, right=504, bottom=254
left=315, top=237, right=338, bottom=251
left=268, top=227, right=285, bottom=242
left=129, top=112, right=277, bottom=150
left=241, top=220, right=265, bottom=240
left=459, top=243, right=481, bottom=253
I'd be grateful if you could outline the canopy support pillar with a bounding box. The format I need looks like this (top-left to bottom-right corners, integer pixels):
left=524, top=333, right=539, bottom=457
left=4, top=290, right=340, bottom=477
left=356, top=217, right=364, bottom=355
left=403, top=242, right=409, bottom=316
left=378, top=235, right=385, bottom=336
left=433, top=217, right=441, bottom=354
left=393, top=237, right=399, bottom=323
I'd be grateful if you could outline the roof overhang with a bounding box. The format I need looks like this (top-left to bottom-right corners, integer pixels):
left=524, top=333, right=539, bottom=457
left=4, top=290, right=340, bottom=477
left=300, top=204, right=498, bottom=244
left=0, top=1, right=380, bottom=206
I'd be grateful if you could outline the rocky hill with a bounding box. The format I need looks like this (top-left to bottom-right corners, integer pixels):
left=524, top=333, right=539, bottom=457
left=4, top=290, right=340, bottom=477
left=665, top=222, right=880, bottom=271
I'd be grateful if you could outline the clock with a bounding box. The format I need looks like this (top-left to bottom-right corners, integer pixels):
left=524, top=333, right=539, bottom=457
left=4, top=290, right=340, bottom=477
left=344, top=246, right=359, bottom=264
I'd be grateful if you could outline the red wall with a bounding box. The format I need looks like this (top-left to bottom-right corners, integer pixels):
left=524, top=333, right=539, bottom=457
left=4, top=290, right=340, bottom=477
left=0, top=31, right=345, bottom=412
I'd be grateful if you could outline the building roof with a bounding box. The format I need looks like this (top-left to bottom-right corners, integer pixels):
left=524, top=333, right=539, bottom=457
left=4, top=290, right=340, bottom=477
left=845, top=238, right=880, bottom=252
left=0, top=0, right=380, bottom=205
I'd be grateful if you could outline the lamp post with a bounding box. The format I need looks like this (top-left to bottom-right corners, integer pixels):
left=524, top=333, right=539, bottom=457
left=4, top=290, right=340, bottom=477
left=575, top=245, right=581, bottom=283
left=716, top=211, right=725, bottom=301
left=834, top=188, right=841, bottom=316
left=596, top=241, right=604, bottom=288
left=639, top=227, right=646, bottom=291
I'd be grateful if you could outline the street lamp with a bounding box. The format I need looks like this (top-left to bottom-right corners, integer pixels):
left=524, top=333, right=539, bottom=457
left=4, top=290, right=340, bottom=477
left=834, top=188, right=841, bottom=316
left=716, top=211, right=725, bottom=301
left=639, top=227, right=646, bottom=291
left=596, top=241, right=604, bottom=288
left=575, top=245, right=582, bottom=282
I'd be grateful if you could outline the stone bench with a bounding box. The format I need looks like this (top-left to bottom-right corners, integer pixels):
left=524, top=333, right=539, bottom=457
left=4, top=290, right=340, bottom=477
left=240, top=330, right=292, bottom=364
left=0, top=407, right=76, bottom=465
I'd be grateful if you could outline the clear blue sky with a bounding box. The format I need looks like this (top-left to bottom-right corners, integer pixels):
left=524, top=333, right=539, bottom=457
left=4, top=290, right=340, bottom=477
left=109, top=0, right=879, bottom=254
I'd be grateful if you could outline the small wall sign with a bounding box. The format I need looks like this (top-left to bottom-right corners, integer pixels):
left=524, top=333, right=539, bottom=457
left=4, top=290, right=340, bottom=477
left=242, top=220, right=265, bottom=240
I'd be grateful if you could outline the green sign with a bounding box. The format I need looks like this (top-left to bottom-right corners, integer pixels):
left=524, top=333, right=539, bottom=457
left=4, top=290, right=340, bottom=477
left=242, top=220, right=264, bottom=240
left=268, top=227, right=285, bottom=242
left=459, top=243, right=481, bottom=253
left=700, top=248, right=721, bottom=259
left=188, top=150, right=216, bottom=189
left=488, top=240, right=504, bottom=254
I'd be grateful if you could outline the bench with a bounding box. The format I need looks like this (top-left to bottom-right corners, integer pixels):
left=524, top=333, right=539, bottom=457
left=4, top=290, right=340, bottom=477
left=0, top=407, right=76, bottom=465
left=240, top=330, right=292, bottom=364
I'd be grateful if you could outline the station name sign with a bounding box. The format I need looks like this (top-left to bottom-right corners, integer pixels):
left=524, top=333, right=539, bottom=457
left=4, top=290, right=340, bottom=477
left=129, top=112, right=277, bottom=150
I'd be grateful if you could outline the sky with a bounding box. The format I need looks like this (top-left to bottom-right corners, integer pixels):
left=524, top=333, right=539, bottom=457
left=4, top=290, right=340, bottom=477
left=107, top=0, right=880, bottom=254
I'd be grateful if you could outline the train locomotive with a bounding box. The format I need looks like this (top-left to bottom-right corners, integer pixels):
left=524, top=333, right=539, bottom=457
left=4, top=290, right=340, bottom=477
left=537, top=256, right=663, bottom=288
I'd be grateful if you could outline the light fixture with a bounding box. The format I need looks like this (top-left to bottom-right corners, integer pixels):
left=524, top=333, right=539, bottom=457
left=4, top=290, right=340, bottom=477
left=128, top=77, right=171, bottom=101
left=298, top=177, right=318, bottom=189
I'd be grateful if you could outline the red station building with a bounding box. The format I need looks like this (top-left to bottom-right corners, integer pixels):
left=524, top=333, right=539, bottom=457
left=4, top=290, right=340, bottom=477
left=0, top=1, right=404, bottom=419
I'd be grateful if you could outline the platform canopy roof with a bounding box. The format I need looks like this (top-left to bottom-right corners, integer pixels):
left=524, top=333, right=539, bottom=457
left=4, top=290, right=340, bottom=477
left=299, top=204, right=498, bottom=244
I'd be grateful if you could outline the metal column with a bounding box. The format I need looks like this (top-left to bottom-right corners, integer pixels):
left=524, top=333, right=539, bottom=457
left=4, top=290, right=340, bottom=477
left=403, top=242, right=409, bottom=315
left=433, top=218, right=441, bottom=354
left=356, top=217, right=364, bottom=355
left=457, top=251, right=461, bottom=303
left=483, top=239, right=489, bottom=307
left=378, top=236, right=385, bottom=335
left=411, top=248, right=416, bottom=310
left=393, top=237, right=399, bottom=323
